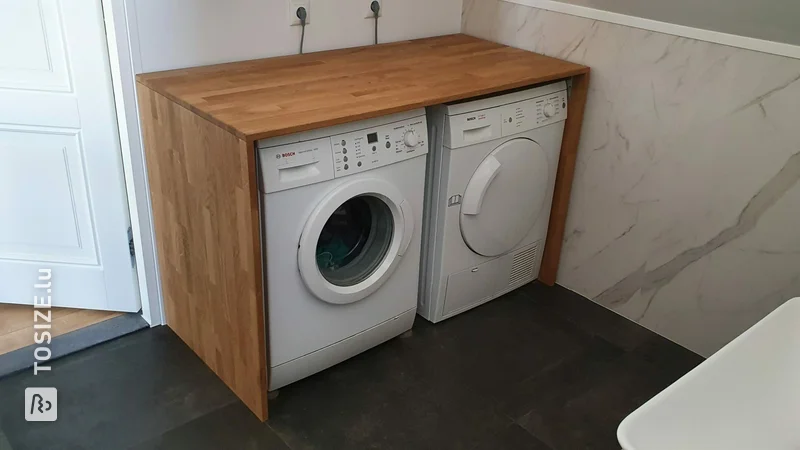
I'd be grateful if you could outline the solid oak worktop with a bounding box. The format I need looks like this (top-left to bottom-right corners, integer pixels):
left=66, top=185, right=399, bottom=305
left=137, top=34, right=588, bottom=142
left=136, top=33, right=589, bottom=422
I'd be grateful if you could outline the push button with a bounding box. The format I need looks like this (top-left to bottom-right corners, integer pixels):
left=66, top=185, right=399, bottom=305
left=344, top=164, right=349, bottom=170
left=385, top=141, right=391, bottom=149
left=343, top=156, right=348, bottom=162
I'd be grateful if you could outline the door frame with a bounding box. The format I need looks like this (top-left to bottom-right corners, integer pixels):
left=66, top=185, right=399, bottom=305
left=101, top=0, right=163, bottom=325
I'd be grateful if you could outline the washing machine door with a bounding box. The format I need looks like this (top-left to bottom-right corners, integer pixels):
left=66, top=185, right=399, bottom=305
left=298, top=178, right=414, bottom=304
left=460, top=137, right=549, bottom=257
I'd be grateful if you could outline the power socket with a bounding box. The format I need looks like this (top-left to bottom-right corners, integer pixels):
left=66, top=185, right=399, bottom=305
left=288, top=0, right=310, bottom=26
left=365, top=0, right=382, bottom=19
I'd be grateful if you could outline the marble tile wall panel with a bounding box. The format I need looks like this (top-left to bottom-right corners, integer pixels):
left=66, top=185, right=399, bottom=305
left=463, top=0, right=800, bottom=355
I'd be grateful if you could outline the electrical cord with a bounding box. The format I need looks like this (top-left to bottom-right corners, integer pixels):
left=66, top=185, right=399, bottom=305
left=297, top=6, right=307, bottom=54
left=370, top=1, right=380, bottom=45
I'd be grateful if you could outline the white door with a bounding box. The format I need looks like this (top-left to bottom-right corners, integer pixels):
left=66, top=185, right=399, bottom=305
left=460, top=138, right=550, bottom=257
left=0, top=0, right=139, bottom=312
left=298, top=179, right=414, bottom=305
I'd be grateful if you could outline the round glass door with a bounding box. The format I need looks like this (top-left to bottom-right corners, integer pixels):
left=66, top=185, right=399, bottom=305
left=298, top=179, right=414, bottom=304
left=316, top=196, right=394, bottom=287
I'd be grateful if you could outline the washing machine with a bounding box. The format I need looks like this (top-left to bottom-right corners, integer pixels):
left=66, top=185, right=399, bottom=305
left=258, top=109, right=427, bottom=390
left=419, top=81, right=568, bottom=323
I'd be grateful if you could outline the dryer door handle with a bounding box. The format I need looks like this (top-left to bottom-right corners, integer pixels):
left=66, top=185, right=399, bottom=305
left=462, top=155, right=501, bottom=215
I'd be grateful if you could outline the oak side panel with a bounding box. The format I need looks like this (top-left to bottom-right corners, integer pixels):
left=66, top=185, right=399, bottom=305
left=539, top=72, right=590, bottom=286
left=137, top=83, right=268, bottom=420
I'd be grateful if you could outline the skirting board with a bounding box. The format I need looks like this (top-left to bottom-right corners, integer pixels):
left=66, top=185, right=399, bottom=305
left=501, top=0, right=800, bottom=60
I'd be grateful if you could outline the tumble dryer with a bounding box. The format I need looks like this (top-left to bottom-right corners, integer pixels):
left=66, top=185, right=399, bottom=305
left=258, top=109, right=428, bottom=389
left=419, top=81, right=568, bottom=323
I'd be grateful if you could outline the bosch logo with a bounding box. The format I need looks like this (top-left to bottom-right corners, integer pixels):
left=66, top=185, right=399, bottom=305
left=281, top=152, right=295, bottom=158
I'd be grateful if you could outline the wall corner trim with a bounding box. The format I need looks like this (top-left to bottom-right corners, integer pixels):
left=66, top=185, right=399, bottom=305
left=501, top=0, right=800, bottom=60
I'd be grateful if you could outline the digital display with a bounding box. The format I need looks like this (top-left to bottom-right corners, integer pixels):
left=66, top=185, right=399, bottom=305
left=367, top=132, right=378, bottom=144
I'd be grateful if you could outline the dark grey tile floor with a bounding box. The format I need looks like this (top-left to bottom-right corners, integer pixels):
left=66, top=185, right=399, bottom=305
left=0, top=283, right=703, bottom=450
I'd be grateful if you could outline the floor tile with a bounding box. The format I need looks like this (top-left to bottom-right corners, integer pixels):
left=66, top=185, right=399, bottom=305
left=0, top=327, right=236, bottom=450
left=471, top=423, right=551, bottom=450
left=514, top=351, right=685, bottom=450
left=268, top=331, right=514, bottom=450
left=130, top=402, right=290, bottom=450
left=521, top=283, right=653, bottom=351
left=0, top=283, right=704, bottom=450
left=0, top=429, right=11, bottom=450
left=405, top=290, right=599, bottom=399
left=628, top=334, right=704, bottom=379
left=496, top=335, right=625, bottom=421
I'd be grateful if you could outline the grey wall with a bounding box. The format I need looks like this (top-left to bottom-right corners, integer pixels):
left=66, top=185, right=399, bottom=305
left=547, top=0, right=800, bottom=46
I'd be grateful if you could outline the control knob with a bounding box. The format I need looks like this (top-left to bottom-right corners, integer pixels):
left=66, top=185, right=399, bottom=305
left=403, top=130, right=419, bottom=148
left=543, top=102, right=556, bottom=118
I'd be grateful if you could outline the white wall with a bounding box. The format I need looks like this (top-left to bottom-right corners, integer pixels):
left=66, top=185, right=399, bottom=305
left=131, top=0, right=463, bottom=73
left=537, top=0, right=800, bottom=47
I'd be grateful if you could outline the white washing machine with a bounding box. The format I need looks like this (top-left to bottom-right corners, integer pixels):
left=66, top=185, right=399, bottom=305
left=258, top=109, right=428, bottom=390
left=419, top=81, right=568, bottom=323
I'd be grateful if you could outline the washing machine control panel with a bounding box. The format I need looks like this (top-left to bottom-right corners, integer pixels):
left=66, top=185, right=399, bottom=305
left=258, top=110, right=427, bottom=193
left=330, top=115, right=428, bottom=177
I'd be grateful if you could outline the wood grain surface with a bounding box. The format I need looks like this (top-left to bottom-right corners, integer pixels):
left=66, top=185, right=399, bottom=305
left=539, top=72, right=590, bottom=286
left=137, top=34, right=589, bottom=142
left=137, top=84, right=268, bottom=420
left=0, top=305, right=121, bottom=356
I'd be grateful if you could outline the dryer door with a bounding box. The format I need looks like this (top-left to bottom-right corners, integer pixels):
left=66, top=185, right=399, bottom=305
left=460, top=138, right=549, bottom=257
left=298, top=179, right=414, bottom=304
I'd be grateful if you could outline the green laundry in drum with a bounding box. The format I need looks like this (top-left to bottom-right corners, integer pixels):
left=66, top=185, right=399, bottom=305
left=316, top=236, right=352, bottom=270
left=316, top=203, right=371, bottom=272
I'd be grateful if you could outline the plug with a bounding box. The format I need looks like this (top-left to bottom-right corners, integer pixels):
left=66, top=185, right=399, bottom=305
left=369, top=0, right=381, bottom=44
left=365, top=0, right=382, bottom=18
left=288, top=0, right=310, bottom=26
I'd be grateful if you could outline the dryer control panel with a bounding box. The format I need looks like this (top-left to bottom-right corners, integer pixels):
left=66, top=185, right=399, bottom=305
left=444, top=83, right=568, bottom=149
left=499, top=90, right=568, bottom=136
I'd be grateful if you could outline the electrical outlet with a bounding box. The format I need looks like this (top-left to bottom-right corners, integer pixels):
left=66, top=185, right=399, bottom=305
left=288, top=0, right=310, bottom=26
left=365, top=0, right=382, bottom=19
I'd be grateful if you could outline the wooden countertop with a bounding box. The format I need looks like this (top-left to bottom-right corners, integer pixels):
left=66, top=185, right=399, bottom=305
left=137, top=34, right=589, bottom=142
